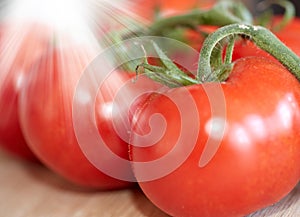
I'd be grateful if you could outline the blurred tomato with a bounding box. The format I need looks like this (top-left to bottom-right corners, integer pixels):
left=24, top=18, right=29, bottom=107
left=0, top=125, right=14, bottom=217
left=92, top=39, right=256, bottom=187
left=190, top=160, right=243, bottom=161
left=19, top=37, right=154, bottom=188
left=0, top=22, right=50, bottom=161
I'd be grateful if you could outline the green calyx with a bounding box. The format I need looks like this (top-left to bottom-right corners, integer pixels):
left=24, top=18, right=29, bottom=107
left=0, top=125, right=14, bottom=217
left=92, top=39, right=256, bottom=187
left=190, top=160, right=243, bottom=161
left=136, top=42, right=199, bottom=88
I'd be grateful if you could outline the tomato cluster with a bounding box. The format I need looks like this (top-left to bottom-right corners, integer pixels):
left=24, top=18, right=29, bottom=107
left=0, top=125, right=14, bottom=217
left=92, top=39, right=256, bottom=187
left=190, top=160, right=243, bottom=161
left=0, top=0, right=299, bottom=217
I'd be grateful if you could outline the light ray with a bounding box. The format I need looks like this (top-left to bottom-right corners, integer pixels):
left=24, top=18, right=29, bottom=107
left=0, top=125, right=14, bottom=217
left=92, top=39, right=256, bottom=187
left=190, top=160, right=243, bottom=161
left=0, top=0, right=149, bottom=104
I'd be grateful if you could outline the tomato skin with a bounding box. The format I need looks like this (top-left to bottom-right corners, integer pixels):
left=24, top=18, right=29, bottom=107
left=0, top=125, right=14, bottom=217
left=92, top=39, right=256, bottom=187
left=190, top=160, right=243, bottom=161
left=0, top=23, right=49, bottom=162
left=129, top=57, right=300, bottom=217
left=233, top=17, right=300, bottom=61
left=19, top=47, right=135, bottom=189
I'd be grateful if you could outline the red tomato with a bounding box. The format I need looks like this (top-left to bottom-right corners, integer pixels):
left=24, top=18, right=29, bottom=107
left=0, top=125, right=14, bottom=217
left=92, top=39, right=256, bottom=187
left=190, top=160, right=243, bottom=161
left=19, top=41, right=161, bottom=188
left=0, top=23, right=50, bottom=161
left=129, top=57, right=300, bottom=217
left=233, top=17, right=300, bottom=61
left=19, top=45, right=131, bottom=189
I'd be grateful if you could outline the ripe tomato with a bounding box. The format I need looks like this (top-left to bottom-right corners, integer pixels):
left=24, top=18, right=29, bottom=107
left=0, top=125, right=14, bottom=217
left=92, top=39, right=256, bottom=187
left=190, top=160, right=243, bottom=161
left=0, top=22, right=50, bottom=161
left=19, top=39, right=162, bottom=188
left=19, top=45, right=133, bottom=189
left=233, top=16, right=300, bottom=61
left=129, top=57, right=300, bottom=217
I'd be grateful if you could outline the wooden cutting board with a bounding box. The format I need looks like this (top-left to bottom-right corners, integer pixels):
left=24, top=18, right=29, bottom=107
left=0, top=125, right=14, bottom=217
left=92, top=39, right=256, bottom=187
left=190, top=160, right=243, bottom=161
left=0, top=149, right=299, bottom=217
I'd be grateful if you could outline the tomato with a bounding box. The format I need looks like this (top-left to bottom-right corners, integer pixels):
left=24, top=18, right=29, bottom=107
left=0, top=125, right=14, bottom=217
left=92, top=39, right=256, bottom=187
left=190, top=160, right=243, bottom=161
left=19, top=45, right=131, bottom=189
left=0, top=23, right=49, bottom=161
left=233, top=16, right=300, bottom=61
left=19, top=38, right=162, bottom=188
left=129, top=57, right=300, bottom=217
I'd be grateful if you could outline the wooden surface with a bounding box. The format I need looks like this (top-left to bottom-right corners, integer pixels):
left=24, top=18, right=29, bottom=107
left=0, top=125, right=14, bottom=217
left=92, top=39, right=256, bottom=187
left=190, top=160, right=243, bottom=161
left=0, top=149, right=299, bottom=217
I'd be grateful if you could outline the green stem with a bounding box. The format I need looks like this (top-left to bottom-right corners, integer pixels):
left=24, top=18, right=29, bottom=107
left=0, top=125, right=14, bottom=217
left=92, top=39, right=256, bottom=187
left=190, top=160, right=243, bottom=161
left=146, top=1, right=252, bottom=36
left=224, top=36, right=236, bottom=65
left=198, top=23, right=300, bottom=82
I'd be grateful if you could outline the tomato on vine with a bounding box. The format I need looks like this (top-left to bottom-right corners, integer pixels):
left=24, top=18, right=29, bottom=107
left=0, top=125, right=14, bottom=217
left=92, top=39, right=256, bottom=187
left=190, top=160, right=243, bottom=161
left=129, top=24, right=300, bottom=217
